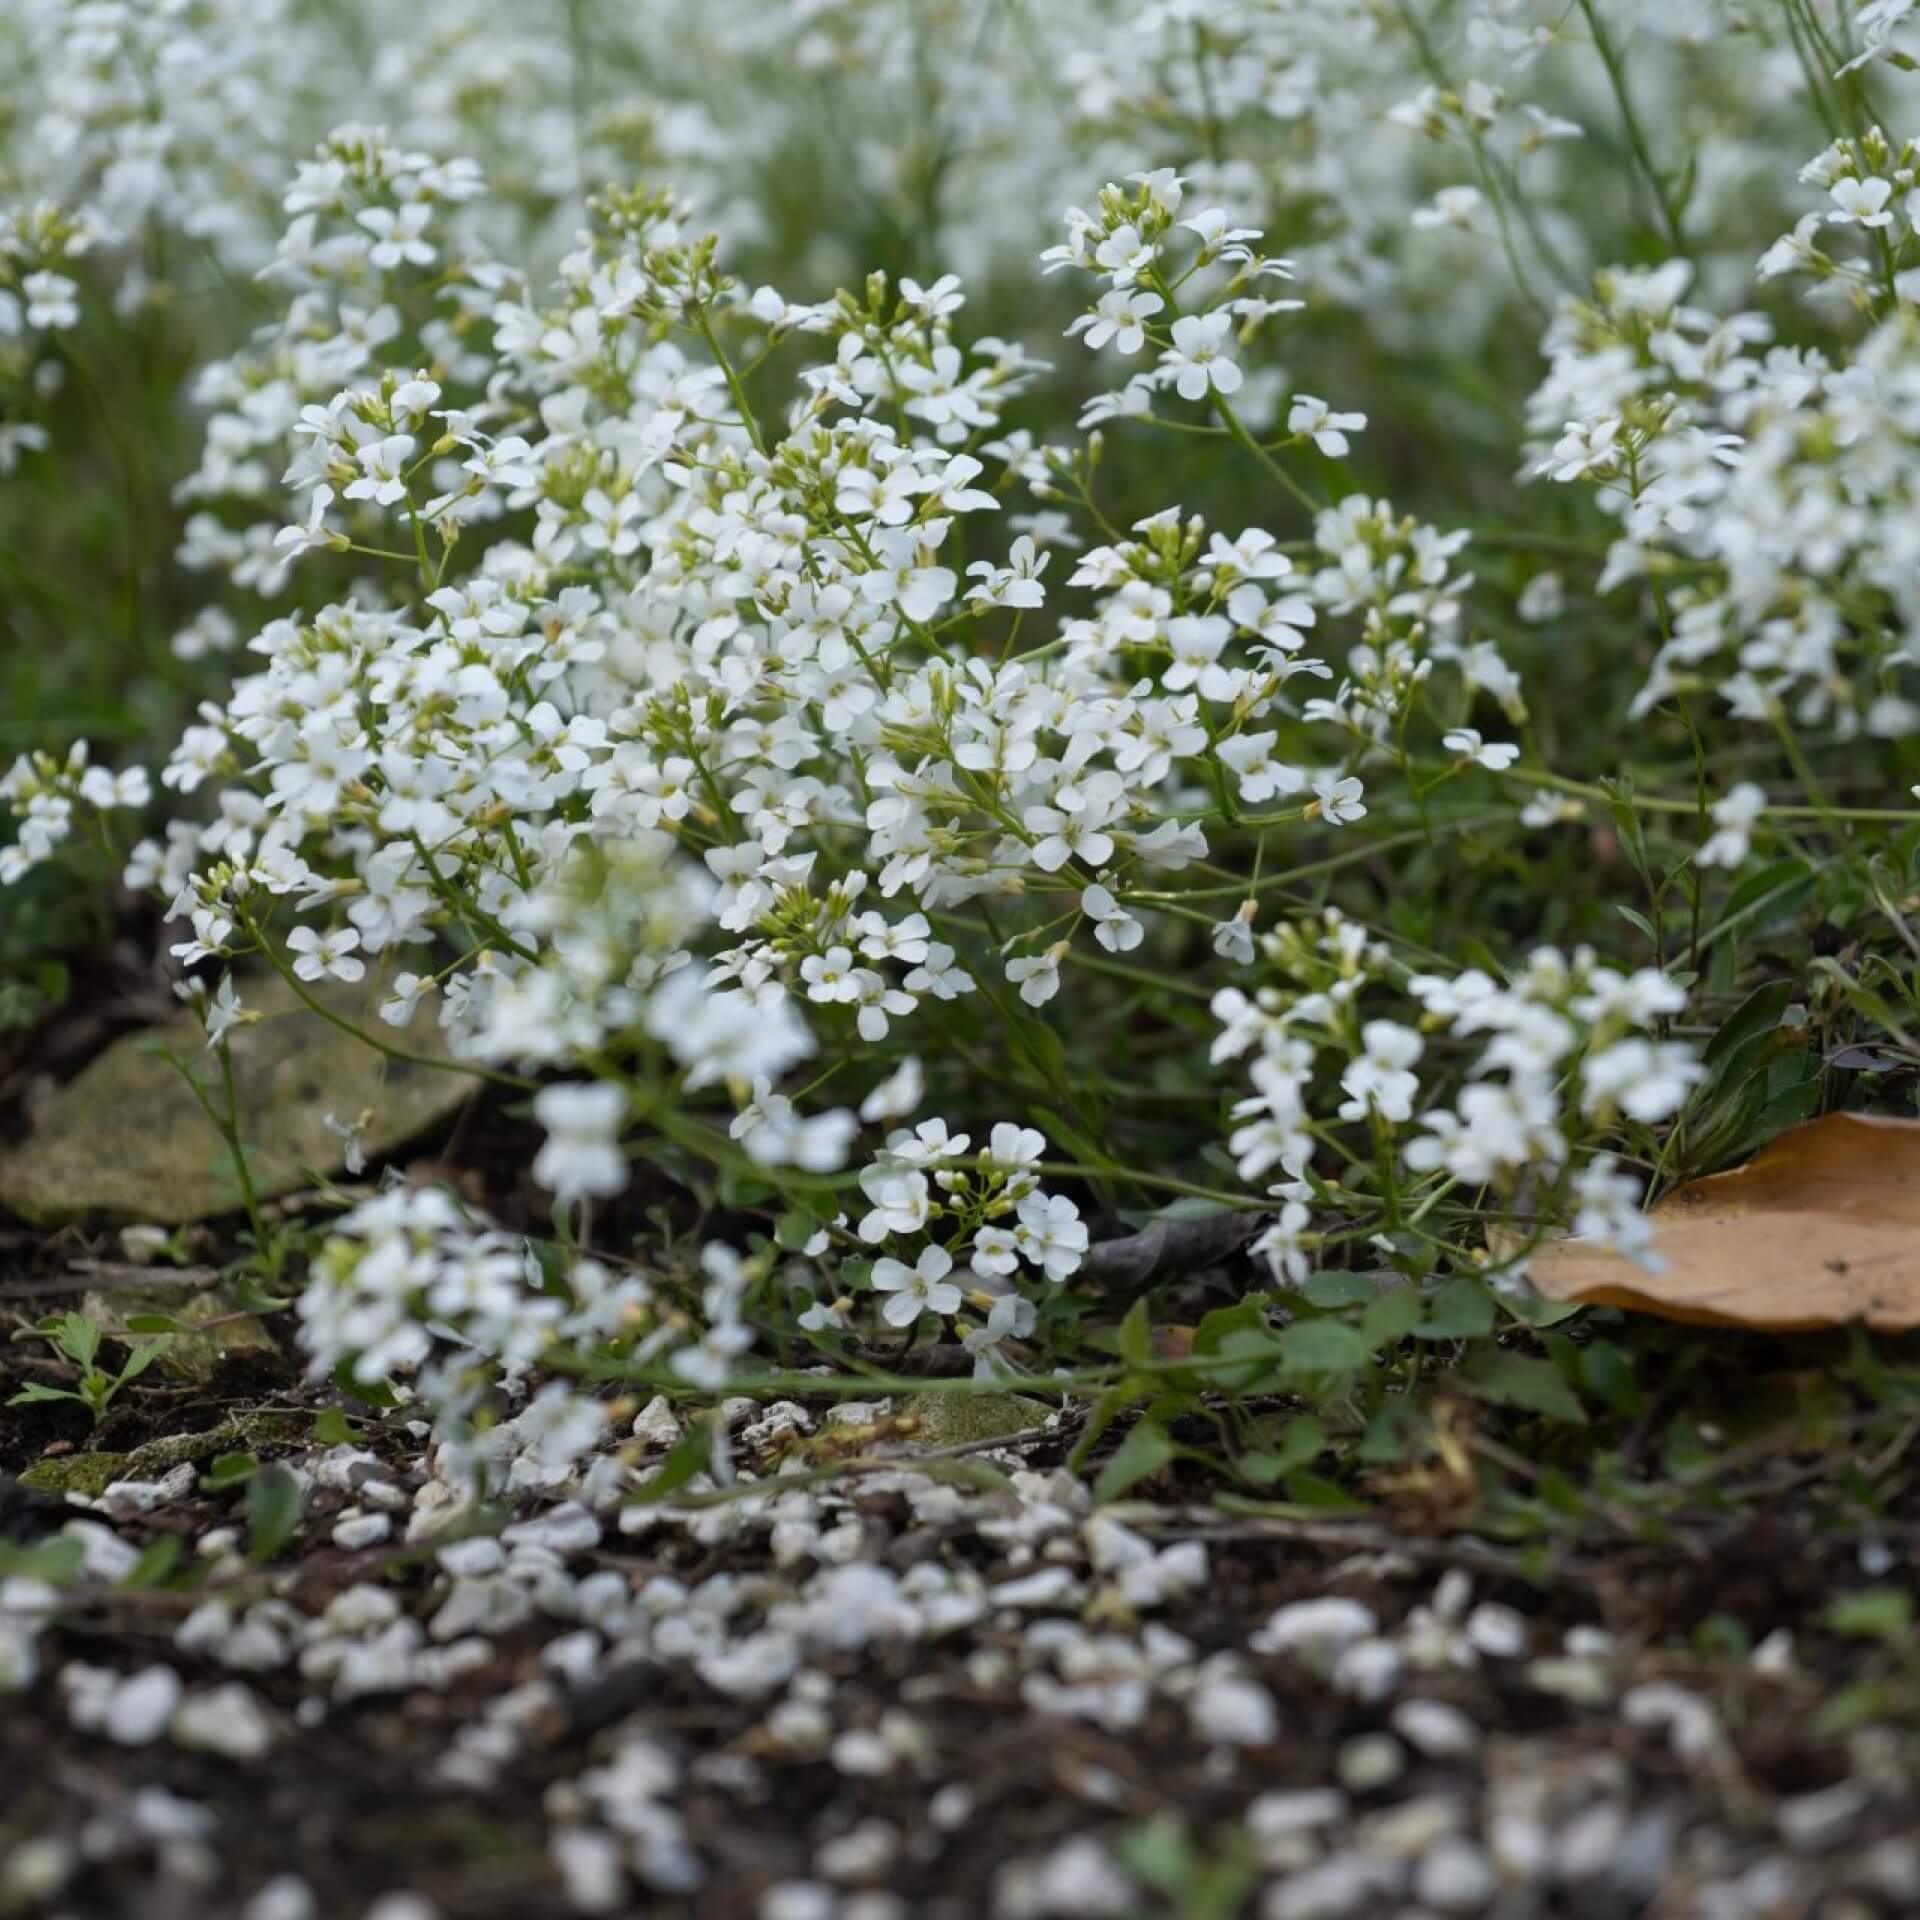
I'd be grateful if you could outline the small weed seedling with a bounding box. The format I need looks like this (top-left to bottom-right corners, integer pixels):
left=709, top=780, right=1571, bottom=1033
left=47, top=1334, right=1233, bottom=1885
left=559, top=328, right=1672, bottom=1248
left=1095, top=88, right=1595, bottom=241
left=6, top=1310, right=175, bottom=1426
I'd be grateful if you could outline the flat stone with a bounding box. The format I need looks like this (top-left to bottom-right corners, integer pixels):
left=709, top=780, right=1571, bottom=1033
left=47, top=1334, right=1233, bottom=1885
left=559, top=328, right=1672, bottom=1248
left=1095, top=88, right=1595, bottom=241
left=900, top=1391, right=1040, bottom=1448
left=0, top=974, right=469, bottom=1226
left=79, top=1285, right=279, bottom=1387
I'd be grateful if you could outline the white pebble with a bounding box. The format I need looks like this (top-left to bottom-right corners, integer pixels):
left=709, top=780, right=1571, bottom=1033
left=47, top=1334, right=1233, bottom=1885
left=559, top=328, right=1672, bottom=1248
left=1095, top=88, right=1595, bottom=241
left=1464, top=1602, right=1527, bottom=1659
left=761, top=1884, right=836, bottom=1920
left=243, top=1876, right=317, bottom=1920
left=1189, top=1669, right=1278, bottom=1746
left=1252, top=1597, right=1378, bottom=1668
left=1415, top=1837, right=1496, bottom=1912
left=1262, top=1850, right=1403, bottom=1920
left=1391, top=1698, right=1479, bottom=1758
left=332, top=1511, right=392, bottom=1550
left=172, top=1682, right=275, bottom=1759
left=1336, top=1732, right=1405, bottom=1792
left=1777, top=1780, right=1869, bottom=1852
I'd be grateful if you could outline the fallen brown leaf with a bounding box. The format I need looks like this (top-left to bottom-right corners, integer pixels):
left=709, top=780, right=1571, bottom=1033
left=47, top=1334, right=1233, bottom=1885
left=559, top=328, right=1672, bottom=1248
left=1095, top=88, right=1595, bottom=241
left=1529, top=1112, right=1920, bottom=1330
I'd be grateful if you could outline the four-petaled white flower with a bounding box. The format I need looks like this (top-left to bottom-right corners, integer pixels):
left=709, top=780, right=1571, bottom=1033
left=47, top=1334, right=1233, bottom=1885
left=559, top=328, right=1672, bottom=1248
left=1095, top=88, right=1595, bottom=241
left=286, top=924, right=365, bottom=984
left=1829, top=177, right=1894, bottom=227
left=1309, top=772, right=1368, bottom=823
left=1160, top=313, right=1242, bottom=401
left=871, top=1243, right=963, bottom=1326
left=1443, top=727, right=1520, bottom=771
left=1288, top=395, right=1367, bottom=457
left=1068, top=286, right=1164, bottom=355
left=532, top=1082, right=629, bottom=1201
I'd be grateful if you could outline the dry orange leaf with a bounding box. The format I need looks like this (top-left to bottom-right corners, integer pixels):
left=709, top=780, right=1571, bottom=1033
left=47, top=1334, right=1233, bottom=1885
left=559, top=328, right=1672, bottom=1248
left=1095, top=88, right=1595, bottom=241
left=1528, top=1113, right=1920, bottom=1331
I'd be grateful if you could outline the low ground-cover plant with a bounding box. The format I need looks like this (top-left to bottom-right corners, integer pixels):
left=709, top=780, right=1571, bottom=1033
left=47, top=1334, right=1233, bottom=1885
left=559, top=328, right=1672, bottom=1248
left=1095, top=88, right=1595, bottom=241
left=6, top=0, right=1920, bottom=1498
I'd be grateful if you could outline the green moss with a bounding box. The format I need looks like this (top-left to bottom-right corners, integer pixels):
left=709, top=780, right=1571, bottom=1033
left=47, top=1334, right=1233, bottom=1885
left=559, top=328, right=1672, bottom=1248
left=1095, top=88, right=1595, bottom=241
left=18, top=1452, right=131, bottom=1498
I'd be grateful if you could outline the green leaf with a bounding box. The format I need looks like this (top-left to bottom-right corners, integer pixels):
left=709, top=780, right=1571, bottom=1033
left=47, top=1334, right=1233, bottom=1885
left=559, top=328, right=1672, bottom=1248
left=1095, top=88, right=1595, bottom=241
left=312, top=1407, right=362, bottom=1446
left=204, top=1451, right=260, bottom=1487
left=1282, top=1470, right=1364, bottom=1509
left=1709, top=858, right=1814, bottom=949
left=1113, top=1821, right=1196, bottom=1896
left=115, top=1336, right=175, bottom=1388
left=1701, top=979, right=1795, bottom=1076
left=5, top=1382, right=86, bottom=1408
left=123, top=1314, right=191, bottom=1335
left=1357, top=1403, right=1426, bottom=1463
left=51, top=1312, right=101, bottom=1368
left=1361, top=1284, right=1422, bottom=1350
left=245, top=1463, right=305, bottom=1563
left=1115, top=1295, right=1153, bottom=1367
left=334, top=1360, right=402, bottom=1409
left=1457, top=1348, right=1587, bottom=1424
left=774, top=1207, right=819, bottom=1252
left=1192, top=1299, right=1269, bottom=1355
left=1417, top=1276, right=1497, bottom=1341
left=1825, top=1586, right=1913, bottom=1643
left=120, top=1536, right=184, bottom=1590
left=226, top=1271, right=293, bottom=1314
left=1093, top=1417, right=1177, bottom=1503
left=0, top=1537, right=85, bottom=1586
left=629, top=1420, right=712, bottom=1505
left=1614, top=903, right=1659, bottom=945
left=1274, top=1318, right=1371, bottom=1376
left=1299, top=1271, right=1376, bottom=1310
left=1815, top=1683, right=1891, bottom=1735
left=1239, top=1415, right=1325, bottom=1486
left=1069, top=1385, right=1142, bottom=1474
left=1577, top=1339, right=1643, bottom=1417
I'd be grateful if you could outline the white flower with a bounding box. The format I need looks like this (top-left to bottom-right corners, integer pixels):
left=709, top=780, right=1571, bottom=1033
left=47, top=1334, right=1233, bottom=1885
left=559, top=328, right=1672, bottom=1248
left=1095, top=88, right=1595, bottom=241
left=1309, top=773, right=1367, bottom=823
left=345, top=434, right=415, bottom=507
left=871, top=1244, right=963, bottom=1327
left=801, top=946, right=862, bottom=1004
left=1212, top=900, right=1258, bottom=966
left=1287, top=396, right=1366, bottom=456
left=21, top=272, right=80, bottom=331
left=1410, top=186, right=1484, bottom=230
left=532, top=1083, right=629, bottom=1202
left=1338, top=1021, right=1424, bottom=1125
left=1571, top=1155, right=1663, bottom=1273
left=1159, top=313, right=1242, bottom=401
left=285, top=925, right=364, bottom=984
left=379, top=972, right=435, bottom=1028
left=1581, top=1039, right=1703, bottom=1124
left=1829, top=177, right=1894, bottom=227
left=1082, top=882, right=1143, bottom=953
left=1006, top=950, right=1063, bottom=1007
left=357, top=202, right=436, bottom=268
left=860, top=1058, right=925, bottom=1123
left=77, top=764, right=151, bottom=809
left=1443, top=728, right=1520, bottom=771
left=1697, top=782, right=1766, bottom=868
left=1068, top=286, right=1164, bottom=355
left=1251, top=1199, right=1313, bottom=1284
left=1012, top=1192, right=1088, bottom=1281
left=858, top=1168, right=933, bottom=1243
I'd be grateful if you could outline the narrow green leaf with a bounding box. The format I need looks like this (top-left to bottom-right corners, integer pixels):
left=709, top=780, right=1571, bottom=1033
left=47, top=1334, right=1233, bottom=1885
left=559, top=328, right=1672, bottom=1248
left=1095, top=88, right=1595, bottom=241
left=629, top=1420, right=713, bottom=1505
left=1094, top=1417, right=1177, bottom=1503
left=245, top=1464, right=305, bottom=1562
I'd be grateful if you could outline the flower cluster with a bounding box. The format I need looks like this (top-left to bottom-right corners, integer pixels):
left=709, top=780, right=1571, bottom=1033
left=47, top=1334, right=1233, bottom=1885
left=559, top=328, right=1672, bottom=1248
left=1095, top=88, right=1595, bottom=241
left=17, top=0, right=1920, bottom=1443
left=1214, top=912, right=1695, bottom=1280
